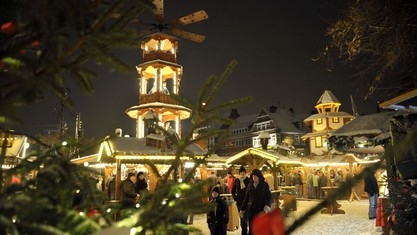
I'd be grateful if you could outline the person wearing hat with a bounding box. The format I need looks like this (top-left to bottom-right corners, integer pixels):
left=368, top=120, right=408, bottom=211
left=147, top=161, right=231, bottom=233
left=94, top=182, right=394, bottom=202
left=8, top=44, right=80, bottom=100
left=207, top=186, right=229, bottom=235
left=240, top=168, right=272, bottom=235
left=232, top=166, right=250, bottom=235
left=120, top=172, right=139, bottom=209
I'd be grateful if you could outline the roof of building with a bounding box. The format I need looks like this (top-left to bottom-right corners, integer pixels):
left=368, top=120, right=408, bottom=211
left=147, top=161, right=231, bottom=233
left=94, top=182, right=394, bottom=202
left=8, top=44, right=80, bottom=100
left=378, top=88, right=417, bottom=111
left=228, top=107, right=310, bottom=134
left=304, top=111, right=353, bottom=122
left=316, top=90, right=341, bottom=105
left=225, top=147, right=304, bottom=166
left=97, top=136, right=206, bottom=164
left=331, top=110, right=415, bottom=138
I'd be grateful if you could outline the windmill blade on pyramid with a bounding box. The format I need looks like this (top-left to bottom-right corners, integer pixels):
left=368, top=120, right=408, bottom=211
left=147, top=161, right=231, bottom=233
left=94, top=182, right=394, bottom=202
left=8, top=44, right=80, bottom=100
left=170, top=28, right=206, bottom=43
left=153, top=0, right=164, bottom=22
left=169, top=10, right=208, bottom=27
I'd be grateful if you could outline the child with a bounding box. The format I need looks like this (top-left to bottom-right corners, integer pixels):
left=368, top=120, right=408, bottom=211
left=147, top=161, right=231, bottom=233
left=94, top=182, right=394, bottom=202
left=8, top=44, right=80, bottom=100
left=207, top=186, right=229, bottom=235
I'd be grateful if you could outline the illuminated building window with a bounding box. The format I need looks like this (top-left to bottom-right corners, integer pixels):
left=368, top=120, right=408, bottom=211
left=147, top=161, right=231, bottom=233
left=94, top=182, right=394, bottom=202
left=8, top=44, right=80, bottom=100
left=333, top=117, right=339, bottom=123
left=270, top=133, right=277, bottom=146
left=317, top=118, right=323, bottom=124
left=253, top=138, right=260, bottom=147
left=315, top=136, right=323, bottom=147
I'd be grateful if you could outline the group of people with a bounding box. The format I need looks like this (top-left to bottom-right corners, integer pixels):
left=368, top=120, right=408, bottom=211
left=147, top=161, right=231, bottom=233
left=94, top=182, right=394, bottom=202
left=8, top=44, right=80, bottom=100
left=207, top=166, right=272, bottom=235
left=206, top=170, right=238, bottom=195
left=114, top=165, right=384, bottom=234
left=206, top=166, right=386, bottom=235
left=119, top=171, right=149, bottom=209
left=305, top=168, right=351, bottom=199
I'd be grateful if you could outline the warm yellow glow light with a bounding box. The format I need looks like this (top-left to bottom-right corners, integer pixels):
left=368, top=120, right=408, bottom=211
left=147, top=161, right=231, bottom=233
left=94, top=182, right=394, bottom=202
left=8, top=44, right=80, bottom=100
left=130, top=227, right=137, bottom=235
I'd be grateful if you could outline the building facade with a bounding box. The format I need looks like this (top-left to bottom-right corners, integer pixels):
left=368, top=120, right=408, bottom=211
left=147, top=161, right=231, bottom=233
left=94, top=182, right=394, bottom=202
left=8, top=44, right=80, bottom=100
left=302, top=90, right=354, bottom=156
left=216, top=106, right=310, bottom=156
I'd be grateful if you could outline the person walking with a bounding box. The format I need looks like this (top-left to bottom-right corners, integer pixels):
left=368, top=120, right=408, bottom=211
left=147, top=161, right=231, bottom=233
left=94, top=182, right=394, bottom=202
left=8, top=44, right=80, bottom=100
left=334, top=170, right=343, bottom=187
left=120, top=172, right=139, bottom=209
left=347, top=169, right=361, bottom=201
left=312, top=170, right=320, bottom=199
left=106, top=173, right=116, bottom=200
left=306, top=169, right=313, bottom=199
left=329, top=169, right=336, bottom=187
left=207, top=171, right=217, bottom=193
left=226, top=171, right=236, bottom=194
left=319, top=170, right=328, bottom=199
left=293, top=171, right=303, bottom=198
left=240, top=169, right=272, bottom=235
left=364, top=169, right=379, bottom=220
left=207, top=186, right=229, bottom=235
left=232, top=166, right=250, bottom=235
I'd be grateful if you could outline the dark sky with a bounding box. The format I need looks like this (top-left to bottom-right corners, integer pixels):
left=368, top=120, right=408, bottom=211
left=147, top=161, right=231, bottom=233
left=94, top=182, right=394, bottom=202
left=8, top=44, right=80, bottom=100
left=15, top=0, right=379, bottom=139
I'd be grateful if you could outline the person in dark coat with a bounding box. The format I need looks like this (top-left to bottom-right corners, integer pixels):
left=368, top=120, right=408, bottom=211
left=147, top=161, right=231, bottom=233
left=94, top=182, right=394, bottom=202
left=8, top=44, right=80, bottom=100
left=319, top=170, right=328, bottom=198
left=106, top=174, right=116, bottom=200
left=207, top=186, right=229, bottom=235
left=120, top=172, right=139, bottom=209
left=232, top=166, right=250, bottom=235
left=364, top=169, right=379, bottom=219
left=135, top=171, right=148, bottom=196
left=240, top=169, right=272, bottom=235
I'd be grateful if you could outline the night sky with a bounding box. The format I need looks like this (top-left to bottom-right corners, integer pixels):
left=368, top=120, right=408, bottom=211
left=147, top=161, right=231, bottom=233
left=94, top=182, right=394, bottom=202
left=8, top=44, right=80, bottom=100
left=15, top=0, right=379, bottom=140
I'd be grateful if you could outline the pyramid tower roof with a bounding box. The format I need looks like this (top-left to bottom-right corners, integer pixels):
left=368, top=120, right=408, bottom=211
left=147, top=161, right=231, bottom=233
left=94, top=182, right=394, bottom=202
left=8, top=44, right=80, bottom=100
left=316, top=90, right=341, bottom=105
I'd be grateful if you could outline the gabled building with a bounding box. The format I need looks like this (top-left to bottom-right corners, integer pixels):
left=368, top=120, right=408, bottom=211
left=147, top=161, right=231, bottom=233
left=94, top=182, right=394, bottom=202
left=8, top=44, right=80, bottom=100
left=301, top=90, right=354, bottom=156
left=217, top=106, right=310, bottom=156
left=330, top=89, right=417, bottom=179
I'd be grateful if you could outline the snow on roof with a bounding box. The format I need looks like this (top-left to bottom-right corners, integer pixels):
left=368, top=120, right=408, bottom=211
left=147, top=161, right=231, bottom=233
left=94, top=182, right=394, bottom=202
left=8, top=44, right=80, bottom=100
left=228, top=107, right=310, bottom=133
left=316, top=90, right=341, bottom=105
left=304, top=112, right=353, bottom=122
left=97, top=136, right=206, bottom=162
left=331, top=110, right=408, bottom=137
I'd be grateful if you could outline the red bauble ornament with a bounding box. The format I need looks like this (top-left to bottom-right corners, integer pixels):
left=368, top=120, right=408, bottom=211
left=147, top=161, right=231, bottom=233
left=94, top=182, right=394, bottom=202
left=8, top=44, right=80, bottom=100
left=31, top=40, right=40, bottom=47
left=252, top=208, right=285, bottom=235
left=87, top=206, right=100, bottom=217
left=1, top=21, right=16, bottom=35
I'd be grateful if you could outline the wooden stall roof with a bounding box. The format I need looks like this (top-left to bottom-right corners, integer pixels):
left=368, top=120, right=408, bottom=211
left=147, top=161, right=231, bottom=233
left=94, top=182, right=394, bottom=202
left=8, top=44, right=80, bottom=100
left=71, top=154, right=115, bottom=165
left=97, top=136, right=207, bottom=164
left=225, top=147, right=280, bottom=167
left=205, top=154, right=227, bottom=163
left=225, top=147, right=304, bottom=169
left=301, top=154, right=380, bottom=167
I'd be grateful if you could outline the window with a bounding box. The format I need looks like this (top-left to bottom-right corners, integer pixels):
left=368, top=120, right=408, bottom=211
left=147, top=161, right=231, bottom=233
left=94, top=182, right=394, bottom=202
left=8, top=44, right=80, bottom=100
left=253, top=137, right=260, bottom=147
left=294, top=135, right=300, bottom=144
left=333, top=117, right=339, bottom=123
left=276, top=134, right=281, bottom=144
left=317, top=118, right=323, bottom=124
left=270, top=133, right=277, bottom=146
left=256, top=121, right=271, bottom=131
left=315, top=136, right=322, bottom=147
